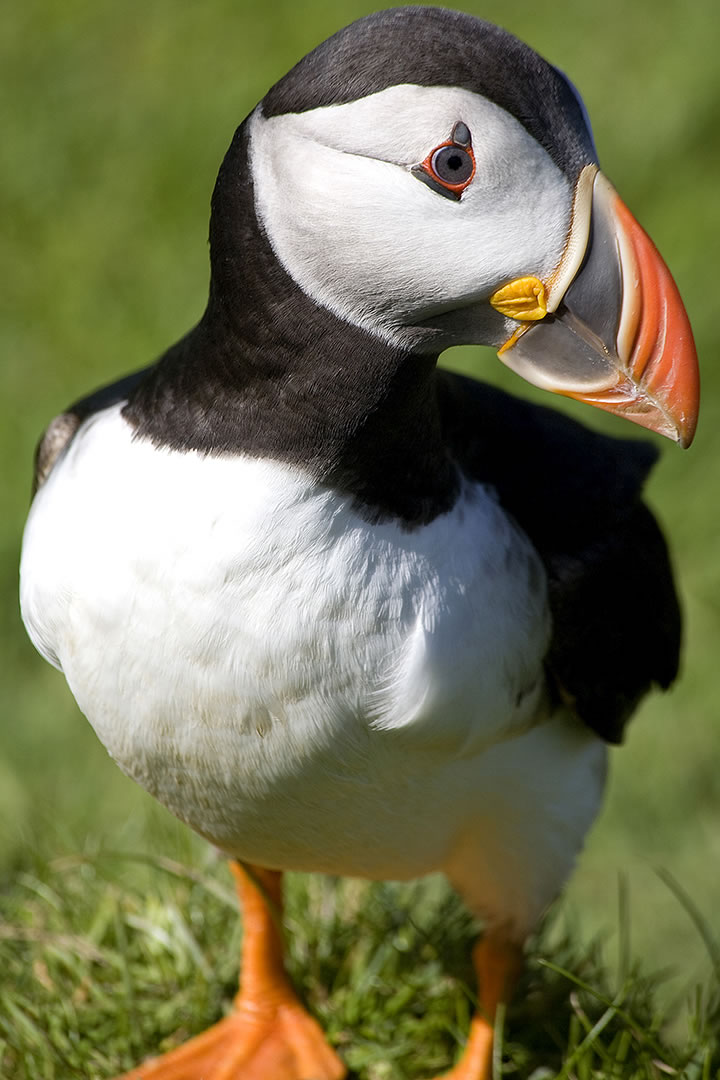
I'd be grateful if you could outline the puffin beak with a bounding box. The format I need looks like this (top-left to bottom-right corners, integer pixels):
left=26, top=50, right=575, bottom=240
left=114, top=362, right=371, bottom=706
left=491, top=167, right=700, bottom=447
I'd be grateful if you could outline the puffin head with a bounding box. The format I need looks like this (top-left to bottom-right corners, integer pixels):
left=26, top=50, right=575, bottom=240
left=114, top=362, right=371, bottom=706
left=215, top=6, right=699, bottom=446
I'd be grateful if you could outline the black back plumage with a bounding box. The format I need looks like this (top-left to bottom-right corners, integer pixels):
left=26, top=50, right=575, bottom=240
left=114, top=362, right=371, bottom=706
left=436, top=372, right=681, bottom=743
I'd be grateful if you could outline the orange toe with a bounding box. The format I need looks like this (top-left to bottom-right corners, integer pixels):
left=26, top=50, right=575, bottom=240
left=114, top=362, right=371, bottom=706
left=114, top=997, right=345, bottom=1080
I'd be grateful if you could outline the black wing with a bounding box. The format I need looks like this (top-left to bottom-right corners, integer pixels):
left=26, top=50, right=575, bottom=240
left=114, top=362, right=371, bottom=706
left=32, top=366, right=153, bottom=494
left=436, top=369, right=681, bottom=744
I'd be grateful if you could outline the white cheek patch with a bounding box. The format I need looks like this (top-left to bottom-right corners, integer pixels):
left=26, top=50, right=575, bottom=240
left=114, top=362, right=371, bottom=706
left=278, top=84, right=487, bottom=165
left=250, top=85, right=574, bottom=344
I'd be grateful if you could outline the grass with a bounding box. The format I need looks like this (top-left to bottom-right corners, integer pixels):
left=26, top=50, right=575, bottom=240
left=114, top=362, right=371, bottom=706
left=2, top=0, right=720, bottom=1074
left=2, top=846, right=719, bottom=1079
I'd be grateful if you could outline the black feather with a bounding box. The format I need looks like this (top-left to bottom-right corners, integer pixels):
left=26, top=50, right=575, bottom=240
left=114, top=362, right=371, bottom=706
left=263, top=7, right=596, bottom=182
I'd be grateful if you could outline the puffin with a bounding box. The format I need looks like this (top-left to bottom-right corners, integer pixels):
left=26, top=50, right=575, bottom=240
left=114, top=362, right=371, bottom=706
left=20, top=7, right=699, bottom=1080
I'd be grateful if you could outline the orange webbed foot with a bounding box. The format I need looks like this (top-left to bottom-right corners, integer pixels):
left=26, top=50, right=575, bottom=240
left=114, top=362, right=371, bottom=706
left=114, top=862, right=345, bottom=1080
left=115, top=998, right=345, bottom=1080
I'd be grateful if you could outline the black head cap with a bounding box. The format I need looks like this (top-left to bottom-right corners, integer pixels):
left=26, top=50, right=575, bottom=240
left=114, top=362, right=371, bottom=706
left=262, top=6, right=597, bottom=181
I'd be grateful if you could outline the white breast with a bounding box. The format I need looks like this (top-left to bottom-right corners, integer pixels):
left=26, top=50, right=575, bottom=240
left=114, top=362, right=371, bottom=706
left=20, top=404, right=605, bottom=933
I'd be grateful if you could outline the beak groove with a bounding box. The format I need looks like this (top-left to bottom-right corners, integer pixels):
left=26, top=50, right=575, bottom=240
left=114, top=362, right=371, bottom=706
left=611, top=193, right=699, bottom=447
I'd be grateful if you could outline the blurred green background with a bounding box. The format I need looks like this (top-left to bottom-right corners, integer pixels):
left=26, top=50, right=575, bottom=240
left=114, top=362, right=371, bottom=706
left=2, top=0, right=719, bottom=1013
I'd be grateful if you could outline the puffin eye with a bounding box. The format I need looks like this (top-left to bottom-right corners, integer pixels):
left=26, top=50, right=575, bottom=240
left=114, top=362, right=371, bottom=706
left=413, top=127, right=476, bottom=202
left=430, top=145, right=474, bottom=186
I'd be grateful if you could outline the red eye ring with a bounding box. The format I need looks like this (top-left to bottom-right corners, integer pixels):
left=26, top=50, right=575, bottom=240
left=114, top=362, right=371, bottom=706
left=420, top=139, right=476, bottom=196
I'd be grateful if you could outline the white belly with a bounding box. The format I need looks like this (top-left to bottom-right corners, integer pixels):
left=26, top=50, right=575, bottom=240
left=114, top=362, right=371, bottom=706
left=20, top=405, right=606, bottom=931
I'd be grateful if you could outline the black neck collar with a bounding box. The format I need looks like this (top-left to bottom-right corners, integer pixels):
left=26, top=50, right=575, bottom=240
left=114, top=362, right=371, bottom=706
left=123, top=121, right=458, bottom=526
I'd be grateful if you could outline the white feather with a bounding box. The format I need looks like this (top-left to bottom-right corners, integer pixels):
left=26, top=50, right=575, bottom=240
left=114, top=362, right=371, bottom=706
left=20, top=406, right=606, bottom=936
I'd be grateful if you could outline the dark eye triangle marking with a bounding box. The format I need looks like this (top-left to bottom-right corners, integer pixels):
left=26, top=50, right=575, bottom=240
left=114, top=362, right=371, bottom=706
left=411, top=165, right=463, bottom=202
left=451, top=121, right=471, bottom=147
